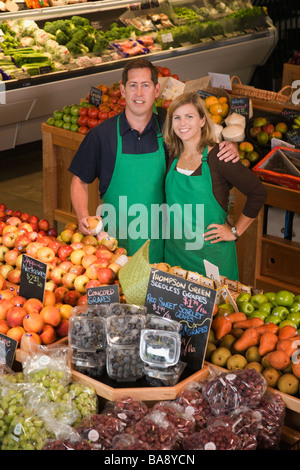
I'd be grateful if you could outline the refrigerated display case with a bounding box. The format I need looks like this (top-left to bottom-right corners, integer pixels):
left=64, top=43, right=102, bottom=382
left=0, top=0, right=278, bottom=150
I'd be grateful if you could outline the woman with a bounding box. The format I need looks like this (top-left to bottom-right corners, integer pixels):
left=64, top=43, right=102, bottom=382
left=163, top=92, right=267, bottom=280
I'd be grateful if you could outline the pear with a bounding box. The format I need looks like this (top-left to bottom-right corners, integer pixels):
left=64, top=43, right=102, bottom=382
left=227, top=354, right=247, bottom=371
left=245, top=362, right=264, bottom=374
left=262, top=367, right=281, bottom=388
left=261, top=355, right=271, bottom=369
left=208, top=329, right=218, bottom=345
left=220, top=334, right=236, bottom=351
left=277, top=374, right=299, bottom=395
left=205, top=342, right=217, bottom=361
left=211, top=347, right=232, bottom=367
left=245, top=346, right=261, bottom=363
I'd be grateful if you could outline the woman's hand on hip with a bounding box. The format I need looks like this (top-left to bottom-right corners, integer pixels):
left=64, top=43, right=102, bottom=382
left=203, top=223, right=236, bottom=243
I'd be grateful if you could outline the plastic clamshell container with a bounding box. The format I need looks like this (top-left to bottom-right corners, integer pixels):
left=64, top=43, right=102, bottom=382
left=108, top=303, right=147, bottom=316
left=71, top=349, right=106, bottom=378
left=144, top=361, right=187, bottom=387
left=106, top=345, right=144, bottom=382
left=69, top=315, right=106, bottom=350
left=145, top=314, right=181, bottom=332
left=140, top=329, right=181, bottom=367
left=105, top=314, right=146, bottom=346
left=71, top=304, right=110, bottom=318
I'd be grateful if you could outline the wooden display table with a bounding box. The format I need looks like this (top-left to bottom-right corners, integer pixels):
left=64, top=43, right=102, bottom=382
left=42, top=123, right=101, bottom=229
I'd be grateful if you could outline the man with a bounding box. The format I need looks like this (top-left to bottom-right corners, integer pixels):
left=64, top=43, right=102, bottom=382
left=69, top=58, right=238, bottom=263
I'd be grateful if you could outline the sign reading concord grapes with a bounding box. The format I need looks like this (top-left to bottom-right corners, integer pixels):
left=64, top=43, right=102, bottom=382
left=145, top=268, right=216, bottom=370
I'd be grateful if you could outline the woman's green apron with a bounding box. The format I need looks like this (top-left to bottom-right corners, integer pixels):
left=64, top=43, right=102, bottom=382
left=164, top=146, right=239, bottom=280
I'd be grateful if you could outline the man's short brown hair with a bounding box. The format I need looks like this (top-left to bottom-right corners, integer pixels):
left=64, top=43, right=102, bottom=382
left=122, top=58, right=159, bottom=86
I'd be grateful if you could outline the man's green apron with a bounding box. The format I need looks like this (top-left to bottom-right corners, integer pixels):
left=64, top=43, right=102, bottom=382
left=164, top=146, right=239, bottom=280
left=101, top=115, right=166, bottom=263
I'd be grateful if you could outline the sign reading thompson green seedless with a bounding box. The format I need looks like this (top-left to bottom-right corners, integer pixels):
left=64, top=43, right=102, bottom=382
left=145, top=268, right=216, bottom=371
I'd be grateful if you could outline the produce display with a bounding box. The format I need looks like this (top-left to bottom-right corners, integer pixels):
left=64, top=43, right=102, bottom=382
left=0, top=4, right=268, bottom=82
left=248, top=116, right=289, bottom=146
left=207, top=290, right=300, bottom=396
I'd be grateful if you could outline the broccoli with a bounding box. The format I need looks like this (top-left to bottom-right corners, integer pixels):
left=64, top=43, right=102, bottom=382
left=93, top=34, right=109, bottom=55
left=55, top=29, right=69, bottom=45
left=65, top=40, right=89, bottom=56
left=83, top=35, right=95, bottom=52
left=70, top=16, right=90, bottom=27
left=43, top=21, right=57, bottom=35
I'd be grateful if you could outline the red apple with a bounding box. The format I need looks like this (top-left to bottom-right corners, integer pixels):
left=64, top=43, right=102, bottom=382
left=14, top=234, right=32, bottom=252
left=23, top=312, right=44, bottom=333
left=6, top=306, right=27, bottom=327
left=0, top=264, right=14, bottom=279
left=82, top=254, right=98, bottom=269
left=28, top=215, right=39, bottom=226
left=58, top=245, right=73, bottom=261
left=26, top=242, right=44, bottom=258
left=45, top=280, right=57, bottom=292
left=47, top=240, right=62, bottom=254
left=63, top=290, right=80, bottom=306
left=4, top=249, right=20, bottom=266
left=55, top=319, right=69, bottom=338
left=40, top=324, right=56, bottom=344
left=71, top=232, right=84, bottom=244
left=100, top=236, right=118, bottom=252
left=76, top=294, right=88, bottom=306
left=51, top=267, right=66, bottom=286
left=97, top=267, right=115, bottom=285
left=59, top=260, right=73, bottom=272
left=10, top=295, right=26, bottom=307
left=114, top=247, right=127, bottom=256
left=2, top=231, right=18, bottom=248
left=40, top=306, right=61, bottom=327
left=60, top=229, right=75, bottom=244
left=86, top=279, right=101, bottom=289
left=47, top=228, right=58, bottom=238
left=38, top=219, right=50, bottom=232
left=18, top=222, right=34, bottom=234
left=20, top=212, right=30, bottom=222
left=0, top=245, right=9, bottom=261
left=82, top=245, right=97, bottom=255
left=82, top=235, right=97, bottom=246
left=6, top=216, right=22, bottom=227
left=57, top=303, right=72, bottom=320
left=54, top=286, right=69, bottom=303
left=69, top=264, right=85, bottom=276
left=0, top=221, right=7, bottom=236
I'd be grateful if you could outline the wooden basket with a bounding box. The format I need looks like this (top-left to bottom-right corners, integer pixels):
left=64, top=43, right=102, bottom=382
left=230, top=76, right=293, bottom=104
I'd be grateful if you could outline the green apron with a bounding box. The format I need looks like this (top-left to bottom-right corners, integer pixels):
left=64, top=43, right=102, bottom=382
left=164, top=146, right=239, bottom=280
left=101, top=115, right=166, bottom=263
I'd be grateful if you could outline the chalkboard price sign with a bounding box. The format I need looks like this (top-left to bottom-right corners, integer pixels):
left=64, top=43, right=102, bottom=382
left=145, top=268, right=216, bottom=371
left=230, top=96, right=250, bottom=120
left=89, top=86, right=103, bottom=107
left=0, top=333, right=18, bottom=368
left=19, top=254, right=47, bottom=302
left=87, top=284, right=120, bottom=305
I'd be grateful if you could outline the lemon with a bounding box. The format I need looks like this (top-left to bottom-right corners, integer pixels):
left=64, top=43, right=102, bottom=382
left=210, top=114, right=223, bottom=124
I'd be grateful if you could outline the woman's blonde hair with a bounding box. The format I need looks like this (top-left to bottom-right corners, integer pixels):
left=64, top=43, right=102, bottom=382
left=163, top=91, right=217, bottom=159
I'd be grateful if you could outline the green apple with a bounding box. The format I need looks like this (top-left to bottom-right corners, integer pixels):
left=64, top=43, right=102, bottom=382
left=264, top=292, right=277, bottom=306
left=275, top=290, right=294, bottom=307
left=286, top=313, right=300, bottom=328
left=271, top=305, right=289, bottom=320
left=248, top=310, right=268, bottom=321
left=236, top=293, right=251, bottom=303
left=250, top=293, right=268, bottom=309
left=289, top=302, right=300, bottom=314
left=53, top=110, right=63, bottom=120
left=265, top=314, right=281, bottom=325
left=63, top=105, right=71, bottom=114
left=239, top=301, right=255, bottom=316
left=294, top=295, right=300, bottom=303
left=255, top=302, right=272, bottom=315
left=279, top=319, right=298, bottom=329
left=47, top=117, right=55, bottom=126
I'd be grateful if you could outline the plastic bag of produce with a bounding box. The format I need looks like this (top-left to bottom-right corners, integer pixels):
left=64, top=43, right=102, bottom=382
left=175, top=381, right=214, bottom=430
left=76, top=413, right=125, bottom=449
left=111, top=433, right=154, bottom=450
left=65, top=382, right=98, bottom=426
left=182, top=422, right=242, bottom=450
left=102, top=396, right=148, bottom=429
left=19, top=36, right=35, bottom=47
left=125, top=409, right=178, bottom=450
left=254, top=391, right=285, bottom=450
left=201, top=367, right=267, bottom=414
left=152, top=401, right=195, bottom=444
left=207, top=407, right=262, bottom=450
left=19, top=343, right=72, bottom=390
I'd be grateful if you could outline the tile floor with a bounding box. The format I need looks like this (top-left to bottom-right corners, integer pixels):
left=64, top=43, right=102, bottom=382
left=0, top=141, right=44, bottom=218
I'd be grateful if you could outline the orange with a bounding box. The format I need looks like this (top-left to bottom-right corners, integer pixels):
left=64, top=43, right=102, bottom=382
left=210, top=114, right=223, bottom=124
left=209, top=103, right=223, bottom=115
left=218, top=96, right=228, bottom=104
left=205, top=96, right=219, bottom=109
left=220, top=103, right=229, bottom=118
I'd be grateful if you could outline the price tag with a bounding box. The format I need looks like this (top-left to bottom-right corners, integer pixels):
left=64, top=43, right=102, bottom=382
left=0, top=82, right=6, bottom=105
left=287, top=128, right=300, bottom=147
left=145, top=268, right=216, bottom=370
left=19, top=254, right=47, bottom=302
left=160, top=32, right=173, bottom=43
left=0, top=333, right=18, bottom=368
left=208, top=72, right=231, bottom=90
left=39, top=65, right=52, bottom=75
left=87, top=284, right=120, bottom=305
left=89, top=86, right=103, bottom=107
left=230, top=96, right=250, bottom=120
left=203, top=259, right=220, bottom=282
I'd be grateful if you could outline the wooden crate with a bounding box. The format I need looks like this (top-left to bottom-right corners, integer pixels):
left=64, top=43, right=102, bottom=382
left=42, top=123, right=101, bottom=229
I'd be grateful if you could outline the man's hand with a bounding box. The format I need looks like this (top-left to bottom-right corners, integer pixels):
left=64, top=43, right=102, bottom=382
left=78, top=216, right=93, bottom=235
left=217, top=141, right=240, bottom=163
